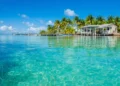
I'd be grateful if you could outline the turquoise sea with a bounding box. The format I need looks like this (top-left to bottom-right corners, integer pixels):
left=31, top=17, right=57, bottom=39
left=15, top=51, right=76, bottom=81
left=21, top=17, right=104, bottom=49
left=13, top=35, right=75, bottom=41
left=0, top=35, right=120, bottom=86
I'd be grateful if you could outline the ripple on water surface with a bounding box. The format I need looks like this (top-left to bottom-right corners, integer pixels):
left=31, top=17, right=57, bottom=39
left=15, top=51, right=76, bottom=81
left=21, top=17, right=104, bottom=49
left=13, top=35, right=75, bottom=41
left=0, top=36, right=120, bottom=86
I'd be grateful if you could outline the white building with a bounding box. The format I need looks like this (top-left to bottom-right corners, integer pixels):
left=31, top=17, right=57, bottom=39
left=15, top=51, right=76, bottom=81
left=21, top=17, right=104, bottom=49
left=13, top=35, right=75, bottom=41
left=78, top=24, right=117, bottom=36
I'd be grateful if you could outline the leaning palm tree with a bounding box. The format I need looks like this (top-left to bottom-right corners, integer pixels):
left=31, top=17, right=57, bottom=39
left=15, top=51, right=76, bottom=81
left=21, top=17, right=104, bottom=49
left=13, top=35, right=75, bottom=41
left=96, top=16, right=105, bottom=25
left=86, top=15, right=94, bottom=25
left=61, top=18, right=73, bottom=34
left=63, top=18, right=73, bottom=34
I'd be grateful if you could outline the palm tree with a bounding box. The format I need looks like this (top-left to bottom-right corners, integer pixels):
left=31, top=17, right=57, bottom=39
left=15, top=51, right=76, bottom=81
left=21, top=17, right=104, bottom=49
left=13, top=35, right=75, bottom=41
left=86, top=15, right=94, bottom=25
left=96, top=16, right=105, bottom=25
left=114, top=17, right=120, bottom=26
left=65, top=26, right=75, bottom=34
left=93, top=19, right=98, bottom=25
left=66, top=19, right=74, bottom=34
left=61, top=18, right=73, bottom=34
left=54, top=20, right=61, bottom=34
left=67, top=19, right=72, bottom=26
left=40, top=30, right=46, bottom=35
left=107, top=16, right=114, bottom=23
left=63, top=18, right=73, bottom=34
left=47, top=25, right=52, bottom=34
left=47, top=25, right=56, bottom=34
left=77, top=19, right=85, bottom=28
left=74, top=16, right=79, bottom=23
left=62, top=17, right=67, bottom=21
left=74, top=16, right=79, bottom=31
left=61, top=18, right=68, bottom=30
left=114, top=17, right=120, bottom=31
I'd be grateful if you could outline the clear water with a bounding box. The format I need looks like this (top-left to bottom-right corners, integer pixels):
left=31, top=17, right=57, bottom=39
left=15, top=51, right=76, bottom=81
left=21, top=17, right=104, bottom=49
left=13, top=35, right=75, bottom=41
left=0, top=35, right=120, bottom=86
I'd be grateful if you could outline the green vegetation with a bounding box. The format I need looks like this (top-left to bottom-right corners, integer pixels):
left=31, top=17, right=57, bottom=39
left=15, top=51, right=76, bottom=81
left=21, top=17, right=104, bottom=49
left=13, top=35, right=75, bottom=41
left=39, top=30, right=47, bottom=35
left=40, top=15, right=120, bottom=35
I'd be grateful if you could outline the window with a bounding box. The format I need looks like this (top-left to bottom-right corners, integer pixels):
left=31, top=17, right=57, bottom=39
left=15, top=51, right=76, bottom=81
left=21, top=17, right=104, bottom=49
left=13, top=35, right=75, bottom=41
left=88, top=30, right=90, bottom=32
left=107, top=27, right=112, bottom=30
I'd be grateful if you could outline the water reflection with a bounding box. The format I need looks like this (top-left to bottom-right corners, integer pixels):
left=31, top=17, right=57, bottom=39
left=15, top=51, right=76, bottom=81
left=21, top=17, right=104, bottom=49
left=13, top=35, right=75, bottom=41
left=48, top=36, right=120, bottom=49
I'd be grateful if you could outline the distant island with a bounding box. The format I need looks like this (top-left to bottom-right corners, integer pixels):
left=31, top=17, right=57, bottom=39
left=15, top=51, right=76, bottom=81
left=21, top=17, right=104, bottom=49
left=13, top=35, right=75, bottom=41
left=12, top=33, right=37, bottom=36
left=40, top=15, right=120, bottom=36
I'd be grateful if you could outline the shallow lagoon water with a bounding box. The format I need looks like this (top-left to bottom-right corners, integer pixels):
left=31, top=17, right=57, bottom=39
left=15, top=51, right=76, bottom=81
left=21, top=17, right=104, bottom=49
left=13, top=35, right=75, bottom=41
left=0, top=35, right=120, bottom=86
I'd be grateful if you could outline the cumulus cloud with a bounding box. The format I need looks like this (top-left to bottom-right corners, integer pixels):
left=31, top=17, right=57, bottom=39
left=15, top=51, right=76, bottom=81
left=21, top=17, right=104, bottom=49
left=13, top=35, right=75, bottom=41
left=64, top=9, right=77, bottom=16
left=18, top=14, right=29, bottom=19
left=22, top=22, right=34, bottom=27
left=0, top=25, right=14, bottom=31
left=0, top=21, right=4, bottom=24
left=46, top=20, right=54, bottom=25
left=22, top=20, right=47, bottom=33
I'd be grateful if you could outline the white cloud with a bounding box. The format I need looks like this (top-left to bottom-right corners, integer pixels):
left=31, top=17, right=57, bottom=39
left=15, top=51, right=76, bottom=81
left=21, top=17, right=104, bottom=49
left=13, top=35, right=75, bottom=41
left=18, top=14, right=29, bottom=19
left=0, top=25, right=14, bottom=31
left=22, top=22, right=34, bottom=27
left=27, top=26, right=46, bottom=33
left=0, top=21, right=4, bottom=24
left=46, top=20, right=54, bottom=25
left=64, top=9, right=77, bottom=16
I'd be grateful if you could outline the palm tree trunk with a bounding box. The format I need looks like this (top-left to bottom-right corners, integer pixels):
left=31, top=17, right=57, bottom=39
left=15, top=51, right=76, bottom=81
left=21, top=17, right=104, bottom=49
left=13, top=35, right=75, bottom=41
left=57, top=26, right=60, bottom=35
left=64, top=23, right=68, bottom=34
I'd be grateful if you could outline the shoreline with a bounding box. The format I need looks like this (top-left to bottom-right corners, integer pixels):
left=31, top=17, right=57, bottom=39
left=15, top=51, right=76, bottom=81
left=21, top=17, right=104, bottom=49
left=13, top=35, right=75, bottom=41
left=40, top=33, right=120, bottom=36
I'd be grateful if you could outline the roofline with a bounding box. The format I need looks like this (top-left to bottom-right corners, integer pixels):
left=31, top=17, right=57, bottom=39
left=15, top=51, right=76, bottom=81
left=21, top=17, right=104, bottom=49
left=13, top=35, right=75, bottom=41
left=82, top=24, right=116, bottom=28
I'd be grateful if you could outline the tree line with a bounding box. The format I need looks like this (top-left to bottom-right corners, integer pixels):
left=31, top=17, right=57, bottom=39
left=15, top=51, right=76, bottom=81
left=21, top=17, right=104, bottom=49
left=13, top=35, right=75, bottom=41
left=40, top=15, right=120, bottom=35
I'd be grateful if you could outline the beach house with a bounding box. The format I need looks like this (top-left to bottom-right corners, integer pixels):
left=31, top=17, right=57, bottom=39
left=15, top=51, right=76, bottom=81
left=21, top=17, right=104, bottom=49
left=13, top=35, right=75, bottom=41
left=78, top=24, right=117, bottom=36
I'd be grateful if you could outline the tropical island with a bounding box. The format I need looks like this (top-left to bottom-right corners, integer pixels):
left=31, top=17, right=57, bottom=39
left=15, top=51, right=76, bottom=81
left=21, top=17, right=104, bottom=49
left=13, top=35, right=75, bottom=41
left=40, top=15, right=120, bottom=36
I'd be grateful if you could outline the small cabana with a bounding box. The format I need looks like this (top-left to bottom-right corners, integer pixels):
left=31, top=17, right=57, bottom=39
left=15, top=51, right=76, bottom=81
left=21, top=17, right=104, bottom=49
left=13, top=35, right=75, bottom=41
left=79, top=24, right=117, bottom=36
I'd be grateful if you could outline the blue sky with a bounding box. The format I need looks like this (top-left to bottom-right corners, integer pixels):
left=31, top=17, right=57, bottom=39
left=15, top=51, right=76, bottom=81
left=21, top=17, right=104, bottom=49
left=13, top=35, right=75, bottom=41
left=0, top=0, right=120, bottom=34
